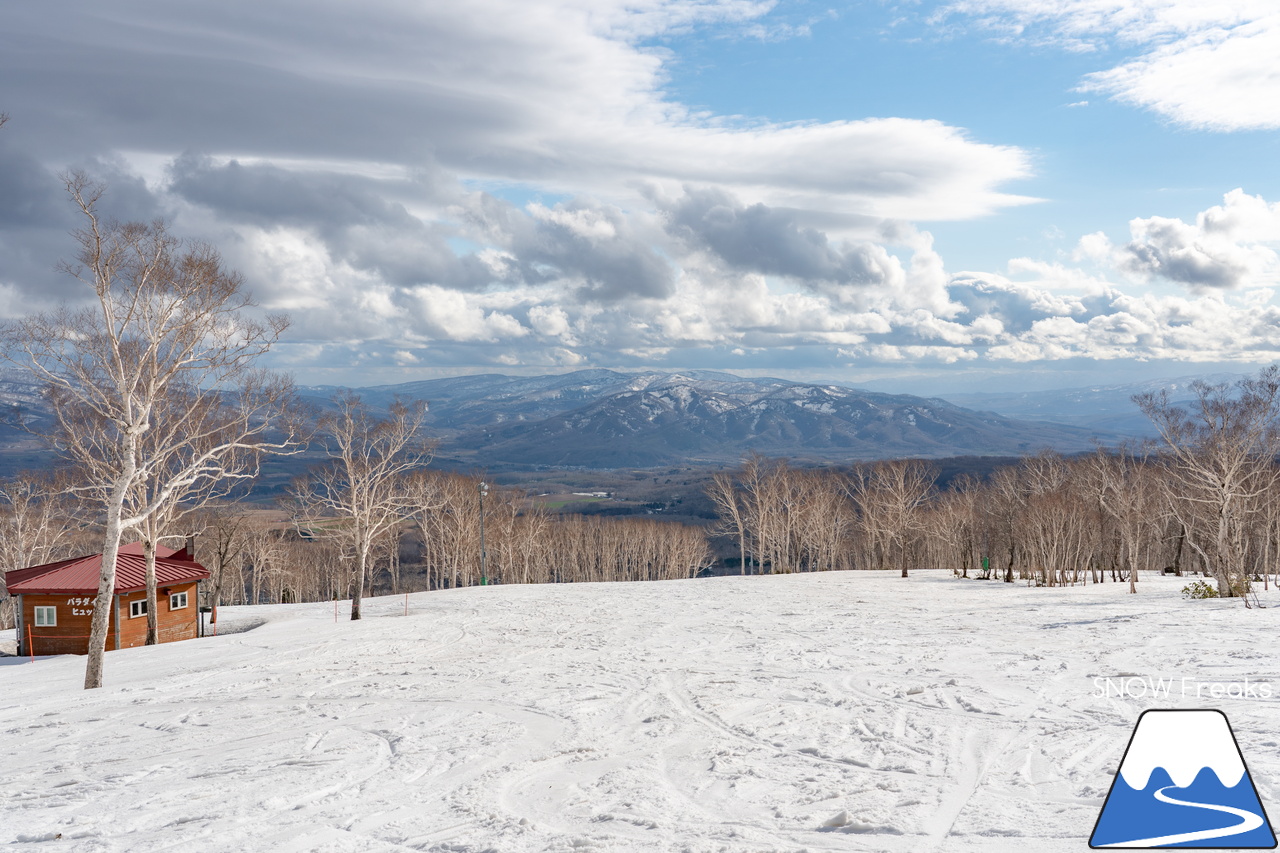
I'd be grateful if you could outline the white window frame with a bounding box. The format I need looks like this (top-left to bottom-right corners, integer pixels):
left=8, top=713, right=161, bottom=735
left=129, top=599, right=147, bottom=619
left=34, top=605, right=56, bottom=627
left=169, top=591, right=188, bottom=610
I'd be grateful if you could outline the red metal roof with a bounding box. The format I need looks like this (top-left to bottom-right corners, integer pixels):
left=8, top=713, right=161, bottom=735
left=5, top=542, right=209, bottom=595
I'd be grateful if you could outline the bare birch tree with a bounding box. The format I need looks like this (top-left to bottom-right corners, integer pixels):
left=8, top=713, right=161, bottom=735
left=1135, top=367, right=1280, bottom=599
left=124, top=390, right=266, bottom=643
left=848, top=460, right=936, bottom=577
left=0, top=471, right=80, bottom=629
left=930, top=475, right=980, bottom=578
left=291, top=394, right=432, bottom=619
left=1085, top=448, right=1160, bottom=593
left=0, top=174, right=299, bottom=688
left=188, top=501, right=250, bottom=622
left=707, top=470, right=748, bottom=575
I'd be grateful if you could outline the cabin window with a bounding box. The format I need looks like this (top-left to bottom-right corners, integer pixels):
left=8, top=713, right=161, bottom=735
left=169, top=591, right=188, bottom=610
left=129, top=599, right=147, bottom=618
left=34, top=606, right=56, bottom=627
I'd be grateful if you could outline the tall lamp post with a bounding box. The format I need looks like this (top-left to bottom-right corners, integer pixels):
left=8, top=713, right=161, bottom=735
left=478, top=480, right=488, bottom=586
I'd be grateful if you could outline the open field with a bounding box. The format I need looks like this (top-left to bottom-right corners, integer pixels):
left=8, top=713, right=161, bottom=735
left=3, top=571, right=1280, bottom=851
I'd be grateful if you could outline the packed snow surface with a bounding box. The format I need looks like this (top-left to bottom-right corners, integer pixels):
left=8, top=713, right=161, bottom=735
left=4, top=571, right=1280, bottom=852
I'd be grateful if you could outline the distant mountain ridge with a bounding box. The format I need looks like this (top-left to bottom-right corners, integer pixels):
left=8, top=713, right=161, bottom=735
left=940, top=373, right=1243, bottom=436
left=0, top=367, right=1175, bottom=470
left=0, top=368, right=54, bottom=443
left=300, top=369, right=1123, bottom=468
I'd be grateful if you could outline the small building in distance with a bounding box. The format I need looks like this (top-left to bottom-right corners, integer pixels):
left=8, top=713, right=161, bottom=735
left=6, top=542, right=210, bottom=657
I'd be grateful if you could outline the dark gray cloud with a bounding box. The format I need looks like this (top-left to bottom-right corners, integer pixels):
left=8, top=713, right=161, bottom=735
left=1118, top=227, right=1246, bottom=289
left=168, top=154, right=495, bottom=291
left=457, top=191, right=674, bottom=302
left=664, top=187, right=895, bottom=286
left=0, top=6, right=524, bottom=166
left=514, top=201, right=674, bottom=302
left=168, top=153, right=411, bottom=231
left=0, top=136, right=78, bottom=306
left=0, top=2, right=1031, bottom=221
left=0, top=142, right=68, bottom=230
left=0, top=135, right=168, bottom=308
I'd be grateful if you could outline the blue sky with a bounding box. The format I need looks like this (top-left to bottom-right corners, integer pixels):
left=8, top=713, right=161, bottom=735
left=2, top=0, right=1280, bottom=394
left=660, top=2, right=1280, bottom=270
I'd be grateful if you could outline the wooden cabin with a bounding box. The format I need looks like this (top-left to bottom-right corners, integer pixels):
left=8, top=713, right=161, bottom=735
left=6, top=542, right=210, bottom=657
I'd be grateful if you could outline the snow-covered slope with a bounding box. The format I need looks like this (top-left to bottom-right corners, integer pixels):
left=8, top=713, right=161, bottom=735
left=3, top=572, right=1279, bottom=852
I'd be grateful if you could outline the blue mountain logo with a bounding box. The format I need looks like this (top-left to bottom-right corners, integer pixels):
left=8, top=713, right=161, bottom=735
left=1091, top=709, right=1277, bottom=848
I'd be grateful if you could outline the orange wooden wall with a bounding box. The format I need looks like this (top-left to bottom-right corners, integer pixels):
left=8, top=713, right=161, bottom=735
left=115, top=583, right=199, bottom=649
left=21, top=582, right=200, bottom=656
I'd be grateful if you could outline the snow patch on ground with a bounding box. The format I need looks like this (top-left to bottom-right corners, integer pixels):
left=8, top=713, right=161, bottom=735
left=3, top=572, right=1279, bottom=851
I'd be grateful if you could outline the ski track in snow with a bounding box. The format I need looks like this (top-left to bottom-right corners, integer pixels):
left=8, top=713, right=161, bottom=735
left=3, top=571, right=1280, bottom=852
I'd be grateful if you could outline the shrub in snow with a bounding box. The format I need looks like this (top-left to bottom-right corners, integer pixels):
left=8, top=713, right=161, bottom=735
left=1182, top=580, right=1219, bottom=600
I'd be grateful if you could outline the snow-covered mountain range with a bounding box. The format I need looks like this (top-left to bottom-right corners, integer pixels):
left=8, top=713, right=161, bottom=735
left=942, top=374, right=1245, bottom=437
left=300, top=370, right=1121, bottom=467
left=2, top=366, right=1207, bottom=470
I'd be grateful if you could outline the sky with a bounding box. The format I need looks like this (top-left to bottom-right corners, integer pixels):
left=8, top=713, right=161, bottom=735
left=2, top=0, right=1280, bottom=394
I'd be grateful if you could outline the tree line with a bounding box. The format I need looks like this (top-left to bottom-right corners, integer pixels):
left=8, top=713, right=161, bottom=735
left=0, top=467, right=712, bottom=627
left=705, top=368, right=1280, bottom=602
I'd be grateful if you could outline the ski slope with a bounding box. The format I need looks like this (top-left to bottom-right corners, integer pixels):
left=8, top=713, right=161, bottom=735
left=3, top=571, right=1280, bottom=852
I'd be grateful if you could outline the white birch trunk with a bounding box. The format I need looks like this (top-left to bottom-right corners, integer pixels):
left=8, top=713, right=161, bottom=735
left=144, top=536, right=158, bottom=644
left=85, top=472, right=132, bottom=689
left=352, top=535, right=368, bottom=620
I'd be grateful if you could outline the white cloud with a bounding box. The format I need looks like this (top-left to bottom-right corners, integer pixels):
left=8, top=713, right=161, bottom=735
left=1074, top=231, right=1112, bottom=263
left=1115, top=189, right=1280, bottom=290
left=2, top=0, right=1033, bottom=220
left=845, top=344, right=979, bottom=364
left=8, top=0, right=1280, bottom=382
left=406, top=287, right=532, bottom=344
left=940, top=1, right=1280, bottom=130
left=131, top=178, right=1280, bottom=376
left=1084, top=18, right=1280, bottom=131
left=528, top=203, right=619, bottom=241
left=527, top=305, right=576, bottom=341
left=932, top=189, right=1280, bottom=364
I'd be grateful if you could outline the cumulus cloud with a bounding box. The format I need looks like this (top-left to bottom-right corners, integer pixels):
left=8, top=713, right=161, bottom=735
left=515, top=200, right=674, bottom=302
left=168, top=154, right=497, bottom=292
left=1113, top=189, right=1280, bottom=290
left=662, top=186, right=901, bottom=288
left=939, top=1, right=1280, bottom=131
